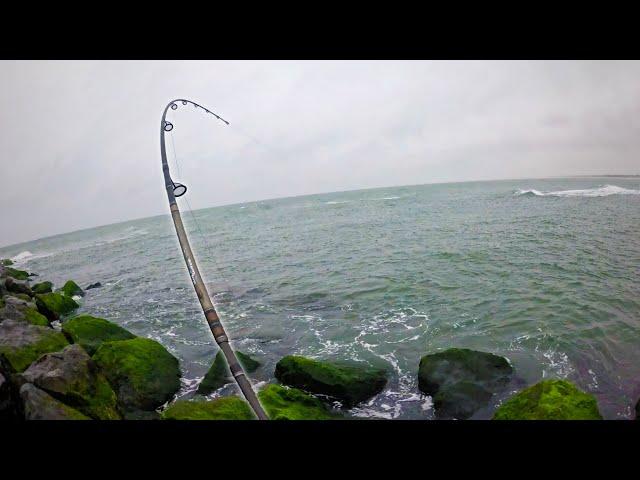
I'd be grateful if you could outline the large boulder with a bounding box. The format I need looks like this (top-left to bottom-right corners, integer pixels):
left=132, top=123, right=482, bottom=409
left=161, top=397, right=255, bottom=420
left=61, top=315, right=136, bottom=355
left=4, top=267, right=30, bottom=281
left=59, top=280, right=84, bottom=298
left=0, top=319, right=69, bottom=372
left=197, top=350, right=261, bottom=395
left=20, top=383, right=90, bottom=420
left=418, top=348, right=514, bottom=419
left=21, top=344, right=120, bottom=420
left=493, top=380, right=602, bottom=420
left=35, top=292, right=79, bottom=320
left=258, top=384, right=342, bottom=420
left=4, top=277, right=33, bottom=297
left=275, top=355, right=387, bottom=407
left=31, top=281, right=53, bottom=294
left=0, top=299, right=49, bottom=326
left=92, top=337, right=180, bottom=415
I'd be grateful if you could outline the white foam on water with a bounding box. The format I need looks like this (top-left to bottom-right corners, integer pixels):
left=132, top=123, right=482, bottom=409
left=515, top=184, right=640, bottom=198
left=377, top=196, right=401, bottom=200
left=325, top=200, right=349, bottom=205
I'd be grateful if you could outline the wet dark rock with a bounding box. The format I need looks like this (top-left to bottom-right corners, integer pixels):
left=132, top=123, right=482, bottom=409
left=85, top=282, right=102, bottom=290
left=493, top=380, right=602, bottom=420
left=35, top=292, right=79, bottom=320
left=4, top=277, right=33, bottom=297
left=92, top=337, right=180, bottom=414
left=418, top=348, right=513, bottom=419
left=21, top=344, right=120, bottom=419
left=636, top=398, right=639, bottom=420
left=20, top=383, right=90, bottom=420
left=275, top=355, right=388, bottom=407
left=61, top=315, right=136, bottom=355
left=0, top=370, right=19, bottom=420
left=0, top=319, right=69, bottom=372
left=31, top=281, right=53, bottom=294
left=197, top=350, right=261, bottom=395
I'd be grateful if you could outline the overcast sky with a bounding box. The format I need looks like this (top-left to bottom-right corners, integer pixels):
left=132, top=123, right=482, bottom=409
left=1, top=60, right=639, bottom=247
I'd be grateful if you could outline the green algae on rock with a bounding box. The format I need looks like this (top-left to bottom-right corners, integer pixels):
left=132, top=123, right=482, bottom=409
left=197, top=350, right=262, bottom=395
left=92, top=337, right=180, bottom=414
left=258, top=383, right=342, bottom=420
left=35, top=292, right=79, bottom=320
left=162, top=397, right=255, bottom=420
left=492, top=379, right=602, bottom=420
left=0, top=319, right=69, bottom=372
left=20, top=382, right=90, bottom=420
left=21, top=344, right=120, bottom=420
left=59, top=280, right=84, bottom=298
left=418, top=348, right=513, bottom=419
left=31, top=281, right=53, bottom=294
left=4, top=267, right=29, bottom=281
left=1, top=259, right=14, bottom=266
left=62, top=315, right=136, bottom=355
left=274, top=355, right=387, bottom=407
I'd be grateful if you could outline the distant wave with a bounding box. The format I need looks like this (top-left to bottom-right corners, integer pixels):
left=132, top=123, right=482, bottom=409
left=377, top=196, right=401, bottom=200
left=515, top=184, right=640, bottom=198
left=325, top=200, right=349, bottom=205
left=10, top=250, right=54, bottom=264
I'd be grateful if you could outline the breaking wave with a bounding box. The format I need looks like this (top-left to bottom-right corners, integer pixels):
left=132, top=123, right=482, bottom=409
left=515, top=184, right=640, bottom=198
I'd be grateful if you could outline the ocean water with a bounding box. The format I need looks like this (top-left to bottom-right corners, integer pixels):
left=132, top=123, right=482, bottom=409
left=2, top=177, right=640, bottom=419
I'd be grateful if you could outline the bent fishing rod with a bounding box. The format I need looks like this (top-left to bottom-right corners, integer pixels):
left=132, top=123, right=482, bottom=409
left=159, top=98, right=268, bottom=420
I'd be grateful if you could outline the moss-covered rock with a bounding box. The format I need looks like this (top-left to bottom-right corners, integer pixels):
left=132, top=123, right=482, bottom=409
left=62, top=315, right=136, bottom=355
left=21, top=344, right=120, bottom=420
left=92, top=337, right=180, bottom=414
left=418, top=348, right=513, bottom=419
left=1, top=259, right=14, bottom=266
left=0, top=320, right=69, bottom=372
left=59, top=280, right=84, bottom=298
left=1, top=299, right=49, bottom=326
left=493, top=379, right=602, bottom=420
left=275, top=355, right=387, bottom=407
left=35, top=292, right=79, bottom=320
left=258, top=384, right=342, bottom=420
left=4, top=267, right=29, bottom=281
left=197, top=350, right=261, bottom=395
left=20, top=383, right=90, bottom=420
left=161, top=397, right=255, bottom=420
left=31, top=281, right=53, bottom=294
left=5, top=277, right=33, bottom=297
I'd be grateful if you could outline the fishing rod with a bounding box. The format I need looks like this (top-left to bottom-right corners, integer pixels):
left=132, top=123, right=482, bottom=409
left=159, top=98, right=268, bottom=420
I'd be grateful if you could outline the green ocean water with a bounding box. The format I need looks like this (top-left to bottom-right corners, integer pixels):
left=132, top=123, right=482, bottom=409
left=2, top=177, right=640, bottom=419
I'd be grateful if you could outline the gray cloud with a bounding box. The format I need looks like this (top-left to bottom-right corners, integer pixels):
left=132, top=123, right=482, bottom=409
left=1, top=60, right=639, bottom=247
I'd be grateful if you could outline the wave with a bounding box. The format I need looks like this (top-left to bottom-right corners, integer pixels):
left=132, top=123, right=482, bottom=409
left=515, top=184, right=640, bottom=198
left=325, top=200, right=349, bottom=205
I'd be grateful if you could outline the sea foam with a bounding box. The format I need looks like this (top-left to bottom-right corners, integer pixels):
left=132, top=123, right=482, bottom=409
left=515, top=184, right=640, bottom=198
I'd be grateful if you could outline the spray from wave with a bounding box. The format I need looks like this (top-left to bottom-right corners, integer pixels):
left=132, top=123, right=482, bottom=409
left=515, top=184, right=640, bottom=198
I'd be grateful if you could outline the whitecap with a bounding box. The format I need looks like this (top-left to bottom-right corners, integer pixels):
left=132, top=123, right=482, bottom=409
left=515, top=184, right=640, bottom=198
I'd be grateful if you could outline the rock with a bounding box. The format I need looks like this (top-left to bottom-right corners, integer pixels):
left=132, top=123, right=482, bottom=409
left=20, top=383, right=90, bottom=420
left=85, top=282, right=102, bottom=290
left=161, top=397, right=255, bottom=420
left=636, top=398, right=640, bottom=420
left=418, top=348, right=513, bottom=419
left=92, top=337, right=180, bottom=414
left=493, top=380, right=603, bottom=420
left=274, top=355, right=387, bottom=407
left=31, top=281, right=53, bottom=294
left=4, top=267, right=30, bottom=281
left=197, top=350, right=261, bottom=395
left=2, top=259, right=14, bottom=266
left=0, top=319, right=69, bottom=372
left=258, top=384, right=342, bottom=420
left=1, top=300, right=49, bottom=326
left=5, top=277, right=33, bottom=297
left=61, top=315, right=136, bottom=355
left=21, top=344, right=120, bottom=420
left=59, top=280, right=84, bottom=298
left=35, top=292, right=79, bottom=320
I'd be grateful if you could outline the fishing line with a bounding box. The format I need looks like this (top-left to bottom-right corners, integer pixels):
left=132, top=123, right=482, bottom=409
left=168, top=130, right=235, bottom=303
